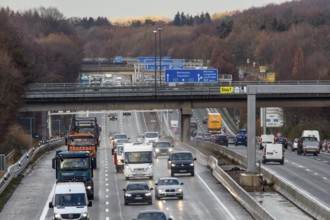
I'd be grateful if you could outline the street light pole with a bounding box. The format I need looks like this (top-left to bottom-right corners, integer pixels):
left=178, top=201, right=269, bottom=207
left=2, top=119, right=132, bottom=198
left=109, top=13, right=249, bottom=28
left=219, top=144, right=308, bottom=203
left=158, top=28, right=162, bottom=85
left=153, top=30, right=157, bottom=95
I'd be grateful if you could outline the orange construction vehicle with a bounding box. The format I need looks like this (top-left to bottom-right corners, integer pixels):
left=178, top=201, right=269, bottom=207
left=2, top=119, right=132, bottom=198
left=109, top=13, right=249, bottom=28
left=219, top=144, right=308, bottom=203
left=66, top=132, right=97, bottom=169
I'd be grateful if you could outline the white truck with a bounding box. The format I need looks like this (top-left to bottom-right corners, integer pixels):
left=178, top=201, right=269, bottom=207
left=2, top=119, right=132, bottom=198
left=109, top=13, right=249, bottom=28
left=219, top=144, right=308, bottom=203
left=123, top=143, right=154, bottom=180
left=49, top=182, right=92, bottom=220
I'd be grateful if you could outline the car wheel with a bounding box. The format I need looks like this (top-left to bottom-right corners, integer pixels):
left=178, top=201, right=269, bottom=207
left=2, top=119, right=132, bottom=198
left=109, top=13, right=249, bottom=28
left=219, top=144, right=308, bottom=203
left=280, top=159, right=284, bottom=165
left=191, top=171, right=194, bottom=176
left=124, top=201, right=128, bottom=205
left=178, top=194, right=183, bottom=200
left=171, top=171, right=174, bottom=177
left=149, top=176, right=153, bottom=180
left=125, top=177, right=129, bottom=180
left=314, top=153, right=318, bottom=156
left=149, top=200, right=152, bottom=205
left=262, top=160, right=265, bottom=164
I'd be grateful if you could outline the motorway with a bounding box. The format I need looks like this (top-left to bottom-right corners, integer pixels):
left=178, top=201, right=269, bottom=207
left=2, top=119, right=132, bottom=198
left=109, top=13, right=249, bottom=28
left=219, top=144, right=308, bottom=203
left=192, top=108, right=330, bottom=208
left=0, top=112, right=253, bottom=220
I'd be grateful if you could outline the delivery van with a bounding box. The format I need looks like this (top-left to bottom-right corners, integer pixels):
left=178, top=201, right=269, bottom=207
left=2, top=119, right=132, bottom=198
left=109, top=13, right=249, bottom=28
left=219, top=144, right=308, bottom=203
left=262, top=143, right=284, bottom=165
left=49, top=182, right=92, bottom=220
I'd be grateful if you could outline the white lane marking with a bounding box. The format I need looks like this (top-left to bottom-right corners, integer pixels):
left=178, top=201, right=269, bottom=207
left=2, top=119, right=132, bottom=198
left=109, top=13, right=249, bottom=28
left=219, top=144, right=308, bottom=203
left=196, top=175, right=236, bottom=220
left=298, top=165, right=304, bottom=168
left=323, top=161, right=328, bottom=163
left=323, top=177, right=327, bottom=180
left=39, top=182, right=56, bottom=220
left=306, top=169, right=310, bottom=172
left=106, top=218, right=110, bottom=220
left=106, top=201, right=109, bottom=205
left=106, top=208, right=109, bottom=212
left=314, top=173, right=319, bottom=176
left=316, top=158, right=321, bottom=161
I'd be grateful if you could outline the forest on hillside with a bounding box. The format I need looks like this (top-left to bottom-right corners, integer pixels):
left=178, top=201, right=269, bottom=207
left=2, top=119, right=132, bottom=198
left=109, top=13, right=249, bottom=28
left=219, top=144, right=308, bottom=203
left=0, top=0, right=329, bottom=153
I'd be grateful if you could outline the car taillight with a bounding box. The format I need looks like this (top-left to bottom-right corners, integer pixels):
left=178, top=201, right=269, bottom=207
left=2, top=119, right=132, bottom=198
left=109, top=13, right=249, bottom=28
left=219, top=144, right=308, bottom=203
left=282, top=148, right=284, bottom=156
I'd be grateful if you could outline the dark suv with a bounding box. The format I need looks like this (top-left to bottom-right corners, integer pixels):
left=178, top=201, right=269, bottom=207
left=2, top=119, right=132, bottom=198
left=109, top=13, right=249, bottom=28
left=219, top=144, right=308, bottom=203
left=168, top=151, right=196, bottom=176
left=214, top=134, right=228, bottom=147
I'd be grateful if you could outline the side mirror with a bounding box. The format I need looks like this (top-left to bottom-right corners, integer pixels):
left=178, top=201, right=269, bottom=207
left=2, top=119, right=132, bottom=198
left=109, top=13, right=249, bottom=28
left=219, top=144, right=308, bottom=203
left=49, top=202, right=54, bottom=208
left=181, top=183, right=184, bottom=185
left=88, top=201, right=92, bottom=207
left=150, top=188, right=153, bottom=191
left=194, top=158, right=197, bottom=161
left=123, top=189, right=126, bottom=192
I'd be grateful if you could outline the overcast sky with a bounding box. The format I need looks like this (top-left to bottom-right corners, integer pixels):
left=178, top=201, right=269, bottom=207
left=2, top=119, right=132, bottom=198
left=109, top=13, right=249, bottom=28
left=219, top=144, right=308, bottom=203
left=1, top=0, right=291, bottom=20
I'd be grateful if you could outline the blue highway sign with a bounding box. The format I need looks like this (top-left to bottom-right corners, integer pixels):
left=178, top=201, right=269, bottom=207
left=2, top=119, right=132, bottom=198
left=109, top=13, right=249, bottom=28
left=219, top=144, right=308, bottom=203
left=165, top=69, right=218, bottom=83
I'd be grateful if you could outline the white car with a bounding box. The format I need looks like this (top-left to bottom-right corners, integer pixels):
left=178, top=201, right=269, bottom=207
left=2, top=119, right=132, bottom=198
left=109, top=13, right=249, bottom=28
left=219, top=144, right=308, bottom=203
left=154, top=177, right=183, bottom=200
left=292, top=138, right=298, bottom=151
left=262, top=143, right=284, bottom=165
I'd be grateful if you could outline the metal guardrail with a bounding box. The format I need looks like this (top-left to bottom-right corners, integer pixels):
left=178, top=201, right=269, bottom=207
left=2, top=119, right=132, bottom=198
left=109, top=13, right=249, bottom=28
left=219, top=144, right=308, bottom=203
left=0, top=139, right=64, bottom=194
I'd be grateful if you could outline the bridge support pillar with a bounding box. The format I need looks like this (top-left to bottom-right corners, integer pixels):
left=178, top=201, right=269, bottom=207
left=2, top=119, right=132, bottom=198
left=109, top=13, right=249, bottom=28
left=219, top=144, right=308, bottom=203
left=246, top=88, right=257, bottom=173
left=41, top=111, right=47, bottom=142
left=180, top=103, right=192, bottom=143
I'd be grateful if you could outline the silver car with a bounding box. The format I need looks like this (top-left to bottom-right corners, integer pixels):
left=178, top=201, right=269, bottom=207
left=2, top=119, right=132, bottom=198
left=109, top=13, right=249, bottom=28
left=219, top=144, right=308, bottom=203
left=154, top=177, right=183, bottom=200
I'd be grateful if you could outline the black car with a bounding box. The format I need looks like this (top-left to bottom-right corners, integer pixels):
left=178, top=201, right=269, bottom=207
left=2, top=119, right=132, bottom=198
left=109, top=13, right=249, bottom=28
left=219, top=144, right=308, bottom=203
left=108, top=113, right=118, bottom=121
left=214, top=134, right=228, bottom=147
left=276, top=137, right=288, bottom=149
left=123, top=182, right=153, bottom=205
left=168, top=151, right=196, bottom=176
left=123, top=111, right=132, bottom=116
left=154, top=141, right=173, bottom=158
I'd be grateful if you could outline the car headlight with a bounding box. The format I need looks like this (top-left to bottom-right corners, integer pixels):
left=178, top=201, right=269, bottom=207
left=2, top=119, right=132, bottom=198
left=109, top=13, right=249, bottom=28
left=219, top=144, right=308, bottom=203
left=54, top=213, right=61, bottom=220
left=177, top=188, right=183, bottom=192
left=148, top=164, right=153, bottom=169
left=158, top=189, right=165, bottom=193
left=80, top=212, right=89, bottom=220
left=125, top=193, right=132, bottom=197
left=155, top=148, right=160, bottom=152
left=86, top=185, right=92, bottom=190
left=171, top=164, right=176, bottom=167
left=145, top=192, right=152, bottom=197
left=190, top=163, right=194, bottom=166
left=169, top=148, right=173, bottom=152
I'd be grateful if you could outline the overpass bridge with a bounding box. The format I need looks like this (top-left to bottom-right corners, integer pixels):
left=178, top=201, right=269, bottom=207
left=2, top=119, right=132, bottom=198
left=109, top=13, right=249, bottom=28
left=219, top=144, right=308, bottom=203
left=20, top=81, right=330, bottom=173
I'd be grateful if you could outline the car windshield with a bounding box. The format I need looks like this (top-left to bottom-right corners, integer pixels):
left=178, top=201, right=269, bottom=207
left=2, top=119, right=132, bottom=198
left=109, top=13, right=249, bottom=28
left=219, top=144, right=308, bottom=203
left=127, top=183, right=149, bottom=191
left=172, top=153, right=193, bottom=160
left=156, top=142, right=170, bottom=148
left=145, top=133, right=158, bottom=138
left=54, top=193, right=86, bottom=207
left=138, top=213, right=166, bottom=220
left=158, top=179, right=179, bottom=185
left=70, top=138, right=94, bottom=146
left=125, top=152, right=152, bottom=163
left=115, top=134, right=127, bottom=139
left=60, top=158, right=89, bottom=170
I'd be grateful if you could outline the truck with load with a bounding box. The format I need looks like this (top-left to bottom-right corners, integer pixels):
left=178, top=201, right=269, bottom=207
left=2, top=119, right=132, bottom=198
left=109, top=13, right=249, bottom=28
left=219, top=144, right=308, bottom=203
left=207, top=113, right=222, bottom=134
left=52, top=150, right=94, bottom=200
left=66, top=132, right=97, bottom=169
left=71, top=116, right=101, bottom=147
left=123, top=143, right=153, bottom=180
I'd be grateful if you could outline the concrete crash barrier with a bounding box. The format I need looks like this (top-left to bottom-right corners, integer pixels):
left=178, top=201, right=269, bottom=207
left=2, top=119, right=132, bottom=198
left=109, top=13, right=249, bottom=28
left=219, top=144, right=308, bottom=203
left=211, top=156, right=276, bottom=220
left=191, top=140, right=330, bottom=220
left=262, top=167, right=330, bottom=220
left=186, top=142, right=275, bottom=220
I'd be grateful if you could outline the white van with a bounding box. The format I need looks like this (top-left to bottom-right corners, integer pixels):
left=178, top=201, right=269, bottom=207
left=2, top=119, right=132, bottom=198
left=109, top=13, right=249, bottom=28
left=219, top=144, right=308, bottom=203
left=259, top=134, right=275, bottom=150
left=49, top=182, right=92, bottom=220
left=262, top=143, right=284, bottom=165
left=144, top=131, right=159, bottom=146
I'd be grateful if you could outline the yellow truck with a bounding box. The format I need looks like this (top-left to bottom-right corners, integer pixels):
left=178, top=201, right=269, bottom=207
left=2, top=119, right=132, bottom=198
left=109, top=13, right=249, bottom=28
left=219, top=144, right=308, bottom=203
left=207, top=113, right=222, bottom=134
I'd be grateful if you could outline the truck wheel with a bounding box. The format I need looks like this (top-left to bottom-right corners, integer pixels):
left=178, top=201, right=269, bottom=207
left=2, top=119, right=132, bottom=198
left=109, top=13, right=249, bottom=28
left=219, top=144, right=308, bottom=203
left=93, top=158, right=97, bottom=169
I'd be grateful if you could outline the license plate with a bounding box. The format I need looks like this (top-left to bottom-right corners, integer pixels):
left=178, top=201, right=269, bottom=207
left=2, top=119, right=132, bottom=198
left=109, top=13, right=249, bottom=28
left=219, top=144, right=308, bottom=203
left=135, top=197, right=142, bottom=200
left=267, top=152, right=273, bottom=155
left=179, top=170, right=186, bottom=172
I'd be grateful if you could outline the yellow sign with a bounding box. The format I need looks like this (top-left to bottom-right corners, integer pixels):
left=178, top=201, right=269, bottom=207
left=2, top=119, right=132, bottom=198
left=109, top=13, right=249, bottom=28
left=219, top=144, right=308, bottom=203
left=220, top=86, right=233, bottom=94
left=266, top=72, right=276, bottom=82
left=259, top=66, right=267, bottom=73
